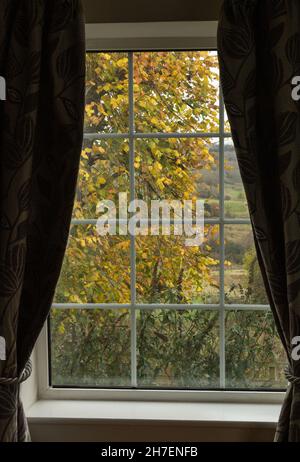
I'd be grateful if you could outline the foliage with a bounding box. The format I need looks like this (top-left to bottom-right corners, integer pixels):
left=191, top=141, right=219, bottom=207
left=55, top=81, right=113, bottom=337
left=51, top=52, right=286, bottom=390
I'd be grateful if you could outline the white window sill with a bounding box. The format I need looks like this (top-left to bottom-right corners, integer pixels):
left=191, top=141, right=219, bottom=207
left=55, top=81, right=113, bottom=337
left=22, top=351, right=283, bottom=441
left=27, top=400, right=281, bottom=428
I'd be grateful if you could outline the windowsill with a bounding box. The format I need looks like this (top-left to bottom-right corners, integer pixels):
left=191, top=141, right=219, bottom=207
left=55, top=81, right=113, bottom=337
left=27, top=400, right=281, bottom=428
left=22, top=350, right=283, bottom=441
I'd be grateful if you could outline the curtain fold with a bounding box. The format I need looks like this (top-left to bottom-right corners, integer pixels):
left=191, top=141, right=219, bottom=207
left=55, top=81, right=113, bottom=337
left=218, top=0, right=300, bottom=441
left=0, top=0, right=85, bottom=441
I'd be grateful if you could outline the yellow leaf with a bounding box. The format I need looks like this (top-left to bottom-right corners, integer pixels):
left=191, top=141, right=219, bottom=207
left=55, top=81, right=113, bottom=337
left=116, top=58, right=128, bottom=68
left=93, top=145, right=105, bottom=154
left=150, top=117, right=159, bottom=126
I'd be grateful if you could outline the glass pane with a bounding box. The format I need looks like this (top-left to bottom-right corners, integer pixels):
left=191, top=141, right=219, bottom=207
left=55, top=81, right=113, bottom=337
left=135, top=138, right=219, bottom=218
left=137, top=309, right=219, bottom=388
left=50, top=308, right=131, bottom=387
left=136, top=226, right=219, bottom=304
left=225, top=310, right=287, bottom=389
left=55, top=225, right=131, bottom=304
left=224, top=139, right=249, bottom=219
left=85, top=52, right=129, bottom=133
left=134, top=51, right=219, bottom=133
left=74, top=138, right=129, bottom=219
left=224, top=225, right=268, bottom=304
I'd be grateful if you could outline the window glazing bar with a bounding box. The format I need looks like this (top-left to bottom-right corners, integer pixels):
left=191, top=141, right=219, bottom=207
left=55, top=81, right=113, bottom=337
left=70, top=218, right=251, bottom=226
left=219, top=88, right=226, bottom=389
left=52, top=303, right=270, bottom=311
left=128, top=52, right=137, bottom=388
left=83, top=132, right=232, bottom=141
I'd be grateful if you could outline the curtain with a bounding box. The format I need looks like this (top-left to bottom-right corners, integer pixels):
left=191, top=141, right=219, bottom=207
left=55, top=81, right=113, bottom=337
left=0, top=0, right=85, bottom=441
left=218, top=0, right=300, bottom=442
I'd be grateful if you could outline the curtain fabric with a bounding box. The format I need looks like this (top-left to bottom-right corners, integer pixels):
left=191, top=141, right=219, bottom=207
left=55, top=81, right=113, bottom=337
left=218, top=0, right=300, bottom=441
left=0, top=0, right=85, bottom=441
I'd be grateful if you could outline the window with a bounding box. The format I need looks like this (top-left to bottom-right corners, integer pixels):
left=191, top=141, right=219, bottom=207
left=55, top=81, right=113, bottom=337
left=46, top=26, right=287, bottom=394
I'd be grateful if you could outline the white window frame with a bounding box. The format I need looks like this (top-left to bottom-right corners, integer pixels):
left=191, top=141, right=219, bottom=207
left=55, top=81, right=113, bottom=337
left=36, top=21, right=285, bottom=405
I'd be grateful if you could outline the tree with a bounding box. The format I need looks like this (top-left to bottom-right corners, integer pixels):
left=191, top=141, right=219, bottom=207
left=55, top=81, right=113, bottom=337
left=51, top=52, right=286, bottom=389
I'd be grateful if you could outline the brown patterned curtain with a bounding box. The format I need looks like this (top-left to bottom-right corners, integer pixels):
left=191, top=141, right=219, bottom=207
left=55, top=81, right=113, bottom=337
left=218, top=0, right=300, bottom=442
left=0, top=0, right=85, bottom=441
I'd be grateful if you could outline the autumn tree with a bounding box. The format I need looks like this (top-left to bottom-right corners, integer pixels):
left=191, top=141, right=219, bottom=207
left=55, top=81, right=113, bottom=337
left=50, top=52, right=286, bottom=389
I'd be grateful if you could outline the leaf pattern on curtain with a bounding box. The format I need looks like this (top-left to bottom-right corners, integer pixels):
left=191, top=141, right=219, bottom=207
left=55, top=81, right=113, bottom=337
left=218, top=0, right=300, bottom=442
left=0, top=0, right=85, bottom=442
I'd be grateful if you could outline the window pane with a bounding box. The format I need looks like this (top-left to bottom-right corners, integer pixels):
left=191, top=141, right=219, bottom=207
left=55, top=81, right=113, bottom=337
left=50, top=308, right=131, bottom=387
left=85, top=52, right=129, bottom=133
left=136, top=226, right=219, bottom=304
left=225, top=310, right=287, bottom=389
left=134, top=51, right=219, bottom=133
left=55, top=226, right=131, bottom=304
left=224, top=139, right=249, bottom=219
left=135, top=138, right=219, bottom=218
left=224, top=225, right=268, bottom=304
left=137, top=309, right=219, bottom=388
left=51, top=49, right=287, bottom=393
left=74, top=138, right=129, bottom=219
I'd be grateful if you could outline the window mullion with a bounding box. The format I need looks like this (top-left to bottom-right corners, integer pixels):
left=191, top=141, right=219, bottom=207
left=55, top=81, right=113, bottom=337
left=129, top=52, right=137, bottom=388
left=83, top=132, right=232, bottom=141
left=219, top=87, right=226, bottom=389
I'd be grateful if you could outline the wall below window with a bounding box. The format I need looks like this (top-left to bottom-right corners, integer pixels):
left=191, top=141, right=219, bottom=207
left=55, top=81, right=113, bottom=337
left=29, top=421, right=276, bottom=443
left=83, top=0, right=222, bottom=23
